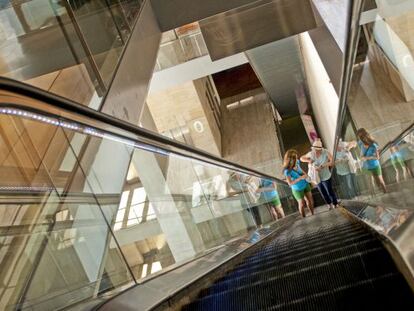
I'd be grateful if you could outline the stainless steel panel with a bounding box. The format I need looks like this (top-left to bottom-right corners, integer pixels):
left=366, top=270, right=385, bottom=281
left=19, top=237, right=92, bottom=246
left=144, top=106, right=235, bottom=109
left=101, top=0, right=162, bottom=125
left=308, top=26, right=343, bottom=94
left=150, top=0, right=259, bottom=31
left=246, top=36, right=304, bottom=118
left=200, top=0, right=319, bottom=60
left=312, top=0, right=351, bottom=52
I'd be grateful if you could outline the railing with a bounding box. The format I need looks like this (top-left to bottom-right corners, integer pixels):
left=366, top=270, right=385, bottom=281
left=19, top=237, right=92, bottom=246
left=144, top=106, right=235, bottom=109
left=154, top=30, right=209, bottom=72
left=332, top=0, right=414, bottom=285
left=0, top=77, right=293, bottom=311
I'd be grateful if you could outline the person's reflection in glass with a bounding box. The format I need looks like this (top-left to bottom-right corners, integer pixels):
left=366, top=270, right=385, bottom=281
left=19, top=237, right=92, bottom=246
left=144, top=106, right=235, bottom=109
left=227, top=172, right=262, bottom=227
left=335, top=141, right=358, bottom=199
left=373, top=206, right=411, bottom=235
left=355, top=128, right=387, bottom=194
left=398, top=131, right=414, bottom=177
left=257, top=179, right=285, bottom=221
left=390, top=145, right=410, bottom=183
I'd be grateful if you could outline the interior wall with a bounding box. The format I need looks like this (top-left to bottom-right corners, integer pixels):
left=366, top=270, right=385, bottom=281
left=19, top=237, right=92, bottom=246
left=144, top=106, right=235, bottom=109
left=146, top=81, right=221, bottom=156
left=299, top=32, right=339, bottom=152
left=193, top=77, right=222, bottom=155
left=220, top=89, right=282, bottom=177
left=212, top=63, right=262, bottom=99
left=24, top=64, right=97, bottom=108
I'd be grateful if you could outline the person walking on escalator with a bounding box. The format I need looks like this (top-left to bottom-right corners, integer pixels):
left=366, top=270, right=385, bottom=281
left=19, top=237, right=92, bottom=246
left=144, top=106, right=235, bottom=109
left=301, top=139, right=339, bottom=210
left=283, top=149, right=314, bottom=217
left=257, top=178, right=285, bottom=220
left=355, top=128, right=387, bottom=193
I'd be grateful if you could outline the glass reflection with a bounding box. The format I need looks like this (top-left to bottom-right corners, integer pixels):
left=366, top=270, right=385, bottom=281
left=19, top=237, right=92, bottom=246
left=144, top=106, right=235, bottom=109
left=335, top=0, right=414, bottom=209
left=0, top=103, right=294, bottom=310
left=335, top=140, right=359, bottom=199
left=155, top=23, right=208, bottom=71
left=0, top=0, right=143, bottom=108
left=0, top=111, right=134, bottom=311
left=359, top=205, right=413, bottom=235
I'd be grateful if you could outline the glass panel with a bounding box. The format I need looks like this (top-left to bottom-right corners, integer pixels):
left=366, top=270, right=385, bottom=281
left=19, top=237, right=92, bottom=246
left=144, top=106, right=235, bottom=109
left=334, top=0, right=414, bottom=207
left=334, top=0, right=414, bottom=280
left=155, top=23, right=209, bottom=71
left=0, top=110, right=135, bottom=311
left=346, top=1, right=414, bottom=143
left=0, top=96, right=296, bottom=309
left=0, top=0, right=143, bottom=108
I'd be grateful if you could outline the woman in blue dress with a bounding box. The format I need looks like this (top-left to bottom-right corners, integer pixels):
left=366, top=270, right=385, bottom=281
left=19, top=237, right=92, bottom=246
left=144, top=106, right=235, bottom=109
left=283, top=149, right=314, bottom=217
left=356, top=128, right=387, bottom=193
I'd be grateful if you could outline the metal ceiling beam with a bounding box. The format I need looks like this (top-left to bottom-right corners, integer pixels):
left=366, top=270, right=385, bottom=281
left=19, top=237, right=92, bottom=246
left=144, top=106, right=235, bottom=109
left=150, top=0, right=261, bottom=31
left=199, top=0, right=319, bottom=61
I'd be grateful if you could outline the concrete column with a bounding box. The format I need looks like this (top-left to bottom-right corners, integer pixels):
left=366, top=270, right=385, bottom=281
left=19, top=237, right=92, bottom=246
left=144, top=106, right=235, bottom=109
left=100, top=0, right=162, bottom=125
left=130, top=150, right=206, bottom=262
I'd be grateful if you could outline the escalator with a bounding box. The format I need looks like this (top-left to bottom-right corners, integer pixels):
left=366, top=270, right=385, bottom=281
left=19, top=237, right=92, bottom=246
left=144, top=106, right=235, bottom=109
left=182, top=209, right=414, bottom=311
left=1, top=78, right=413, bottom=311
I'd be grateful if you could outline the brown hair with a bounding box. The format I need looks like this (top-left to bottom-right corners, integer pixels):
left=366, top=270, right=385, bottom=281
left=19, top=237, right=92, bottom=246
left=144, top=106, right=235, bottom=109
left=356, top=128, right=376, bottom=146
left=283, top=149, right=299, bottom=171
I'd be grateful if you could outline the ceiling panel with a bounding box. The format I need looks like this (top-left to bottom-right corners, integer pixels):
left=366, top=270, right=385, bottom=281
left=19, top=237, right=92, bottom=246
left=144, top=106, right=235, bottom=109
left=246, top=36, right=305, bottom=118
left=199, top=0, right=319, bottom=60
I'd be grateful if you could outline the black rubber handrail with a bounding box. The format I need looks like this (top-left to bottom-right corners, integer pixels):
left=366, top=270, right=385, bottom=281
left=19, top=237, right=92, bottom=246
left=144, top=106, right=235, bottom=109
left=0, top=77, right=286, bottom=184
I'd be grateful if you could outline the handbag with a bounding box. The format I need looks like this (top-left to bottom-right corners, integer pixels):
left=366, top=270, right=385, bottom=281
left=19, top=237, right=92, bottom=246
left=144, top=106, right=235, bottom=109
left=307, top=163, right=321, bottom=184
left=346, top=151, right=357, bottom=173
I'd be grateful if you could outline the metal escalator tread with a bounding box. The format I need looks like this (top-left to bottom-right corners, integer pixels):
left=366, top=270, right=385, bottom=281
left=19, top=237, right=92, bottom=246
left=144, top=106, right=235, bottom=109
left=183, top=211, right=414, bottom=311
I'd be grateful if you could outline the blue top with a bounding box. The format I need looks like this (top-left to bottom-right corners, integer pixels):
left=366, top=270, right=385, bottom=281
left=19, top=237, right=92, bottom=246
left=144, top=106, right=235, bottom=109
left=358, top=141, right=380, bottom=169
left=260, top=179, right=279, bottom=201
left=284, top=161, right=309, bottom=191
left=390, top=151, right=403, bottom=161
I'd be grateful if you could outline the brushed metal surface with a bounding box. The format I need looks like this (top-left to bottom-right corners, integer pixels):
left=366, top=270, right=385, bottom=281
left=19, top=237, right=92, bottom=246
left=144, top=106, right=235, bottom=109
left=101, top=0, right=162, bottom=125
left=308, top=26, right=343, bottom=94
left=200, top=0, right=319, bottom=60
left=246, top=36, right=304, bottom=118
left=150, top=0, right=260, bottom=31
left=312, top=0, right=350, bottom=52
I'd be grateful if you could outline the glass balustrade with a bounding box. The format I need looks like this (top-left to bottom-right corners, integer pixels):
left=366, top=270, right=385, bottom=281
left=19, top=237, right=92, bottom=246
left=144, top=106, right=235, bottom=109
left=333, top=0, right=414, bottom=285
left=0, top=0, right=144, bottom=108
left=0, top=83, right=295, bottom=310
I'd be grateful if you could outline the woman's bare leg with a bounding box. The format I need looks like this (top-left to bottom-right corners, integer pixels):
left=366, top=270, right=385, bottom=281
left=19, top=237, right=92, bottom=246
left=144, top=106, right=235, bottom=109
left=394, top=168, right=400, bottom=183
left=269, top=206, right=278, bottom=220
left=304, top=191, right=314, bottom=215
left=297, top=199, right=306, bottom=217
left=374, top=175, right=387, bottom=193
left=275, top=205, right=285, bottom=219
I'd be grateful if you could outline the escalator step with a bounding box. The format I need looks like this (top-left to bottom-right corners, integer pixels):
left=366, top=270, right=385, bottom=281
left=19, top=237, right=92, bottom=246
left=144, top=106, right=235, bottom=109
left=208, top=239, right=382, bottom=294
left=198, top=248, right=388, bottom=304
left=244, top=226, right=367, bottom=263
left=183, top=215, right=413, bottom=311
left=223, top=233, right=377, bottom=278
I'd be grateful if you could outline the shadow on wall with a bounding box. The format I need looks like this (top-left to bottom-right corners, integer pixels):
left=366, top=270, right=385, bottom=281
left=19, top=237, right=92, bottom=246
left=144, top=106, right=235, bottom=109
left=278, top=116, right=311, bottom=155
